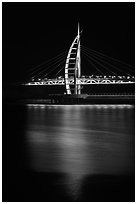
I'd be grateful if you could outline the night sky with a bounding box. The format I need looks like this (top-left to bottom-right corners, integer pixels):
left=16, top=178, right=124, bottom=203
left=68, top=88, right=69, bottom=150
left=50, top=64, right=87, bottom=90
left=3, top=2, right=135, bottom=84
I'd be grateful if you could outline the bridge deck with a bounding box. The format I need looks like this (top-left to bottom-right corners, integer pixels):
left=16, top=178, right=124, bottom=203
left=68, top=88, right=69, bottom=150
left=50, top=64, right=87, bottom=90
left=24, top=76, right=135, bottom=86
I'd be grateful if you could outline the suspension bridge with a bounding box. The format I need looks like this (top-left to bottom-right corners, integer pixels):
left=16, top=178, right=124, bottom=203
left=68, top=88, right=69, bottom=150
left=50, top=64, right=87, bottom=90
left=23, top=23, right=135, bottom=101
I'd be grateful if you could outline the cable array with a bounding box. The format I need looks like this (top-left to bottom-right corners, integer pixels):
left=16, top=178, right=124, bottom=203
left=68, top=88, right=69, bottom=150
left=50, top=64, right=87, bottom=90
left=24, top=49, right=68, bottom=80
left=81, top=45, right=134, bottom=76
left=23, top=44, right=134, bottom=83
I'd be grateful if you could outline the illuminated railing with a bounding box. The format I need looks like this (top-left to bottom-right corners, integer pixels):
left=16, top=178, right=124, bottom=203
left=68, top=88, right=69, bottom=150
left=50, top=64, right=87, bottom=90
left=24, top=76, right=135, bottom=86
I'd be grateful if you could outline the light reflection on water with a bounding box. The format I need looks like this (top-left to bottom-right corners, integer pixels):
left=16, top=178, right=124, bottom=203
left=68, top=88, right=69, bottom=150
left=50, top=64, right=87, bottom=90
left=27, top=104, right=133, bottom=109
left=25, top=104, right=134, bottom=199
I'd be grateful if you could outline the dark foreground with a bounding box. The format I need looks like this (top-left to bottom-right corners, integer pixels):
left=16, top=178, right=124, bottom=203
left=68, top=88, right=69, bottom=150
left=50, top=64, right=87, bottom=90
left=4, top=171, right=134, bottom=202
left=3, top=103, right=135, bottom=202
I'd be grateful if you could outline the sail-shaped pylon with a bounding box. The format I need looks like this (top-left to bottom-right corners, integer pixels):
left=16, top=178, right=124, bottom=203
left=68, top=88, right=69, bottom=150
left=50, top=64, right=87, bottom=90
left=65, top=23, right=81, bottom=94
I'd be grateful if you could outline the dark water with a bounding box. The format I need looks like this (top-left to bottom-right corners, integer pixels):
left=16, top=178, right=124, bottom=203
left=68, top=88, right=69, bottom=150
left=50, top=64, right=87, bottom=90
left=3, top=103, right=135, bottom=201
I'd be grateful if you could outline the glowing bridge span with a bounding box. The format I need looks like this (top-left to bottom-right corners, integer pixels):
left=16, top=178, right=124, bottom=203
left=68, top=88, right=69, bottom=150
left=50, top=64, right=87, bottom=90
left=26, top=76, right=135, bottom=86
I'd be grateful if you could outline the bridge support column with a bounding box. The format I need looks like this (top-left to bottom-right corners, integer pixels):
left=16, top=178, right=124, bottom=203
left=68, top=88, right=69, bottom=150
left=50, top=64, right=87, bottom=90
left=65, top=23, right=81, bottom=95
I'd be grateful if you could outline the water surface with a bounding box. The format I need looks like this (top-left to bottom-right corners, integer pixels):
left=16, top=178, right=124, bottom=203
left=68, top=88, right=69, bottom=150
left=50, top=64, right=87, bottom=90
left=3, top=104, right=135, bottom=201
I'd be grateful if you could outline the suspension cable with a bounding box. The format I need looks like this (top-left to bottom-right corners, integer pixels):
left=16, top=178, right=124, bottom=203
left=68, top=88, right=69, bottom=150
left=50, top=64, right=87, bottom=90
left=55, top=66, right=64, bottom=76
left=25, top=52, right=67, bottom=78
left=24, top=49, right=67, bottom=74
left=82, top=47, right=132, bottom=76
left=82, top=52, right=104, bottom=75
left=82, top=45, right=134, bottom=69
left=41, top=60, right=66, bottom=79
left=82, top=49, right=117, bottom=75
left=28, top=55, right=66, bottom=79
left=82, top=46, right=134, bottom=74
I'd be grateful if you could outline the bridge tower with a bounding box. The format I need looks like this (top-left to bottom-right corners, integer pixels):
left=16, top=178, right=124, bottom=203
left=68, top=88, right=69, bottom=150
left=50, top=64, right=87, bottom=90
left=65, top=23, right=81, bottom=95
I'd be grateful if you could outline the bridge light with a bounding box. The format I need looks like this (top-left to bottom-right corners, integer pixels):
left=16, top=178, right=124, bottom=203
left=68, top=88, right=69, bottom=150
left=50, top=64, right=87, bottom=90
left=58, top=76, right=63, bottom=79
left=118, top=76, right=122, bottom=79
left=127, top=76, right=130, bottom=79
